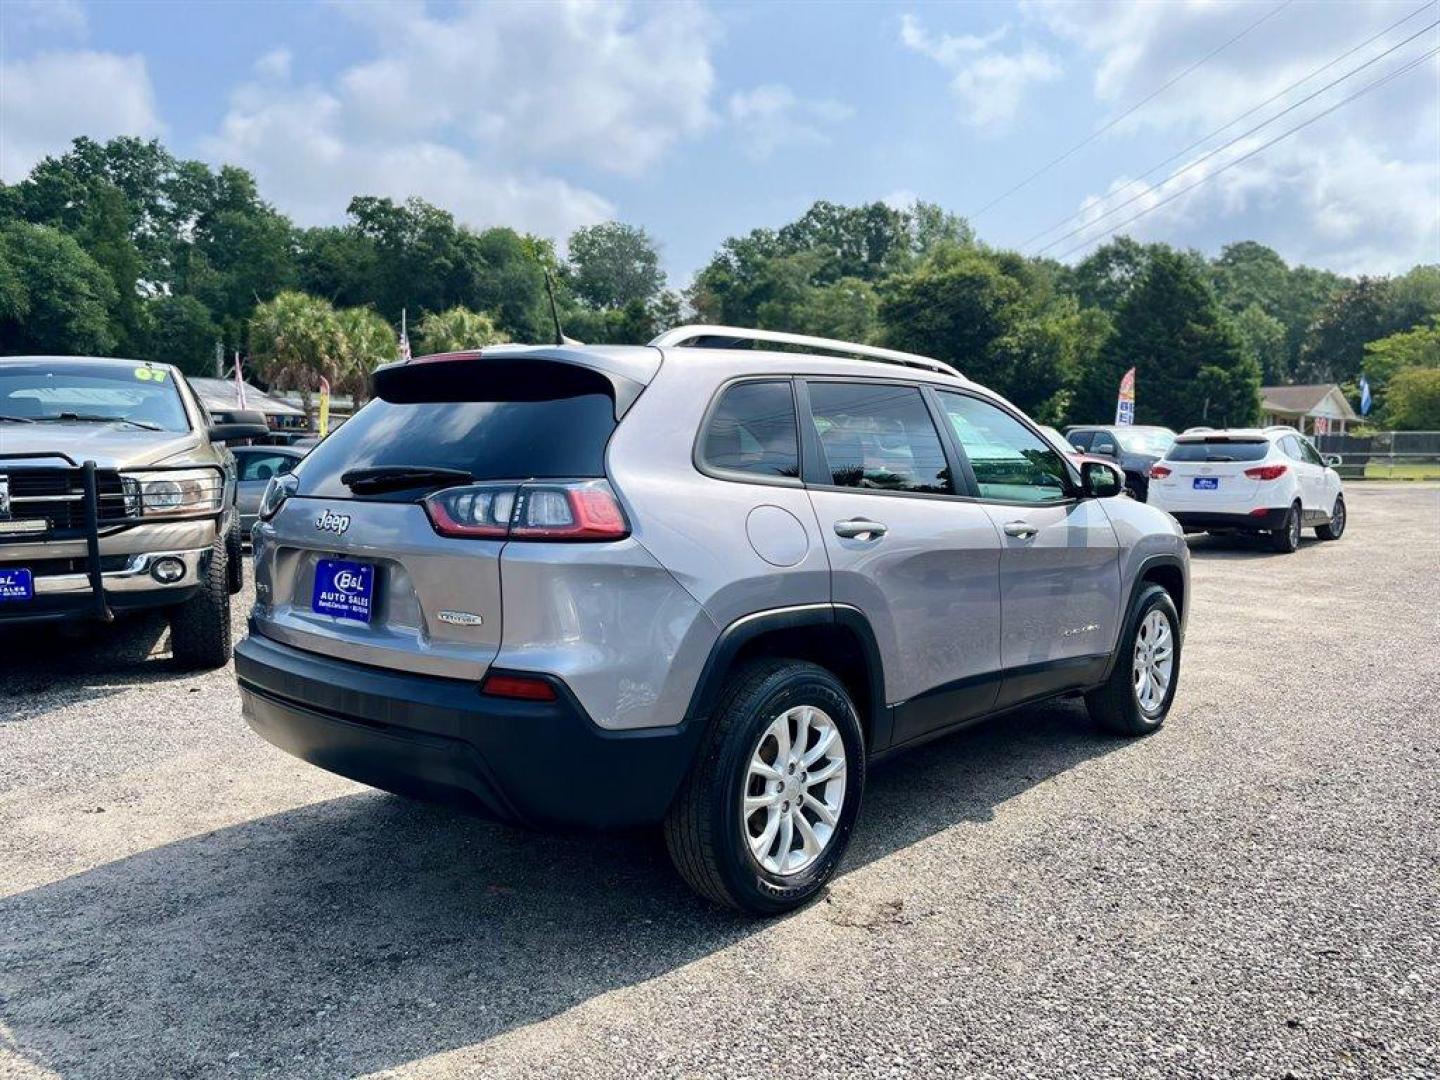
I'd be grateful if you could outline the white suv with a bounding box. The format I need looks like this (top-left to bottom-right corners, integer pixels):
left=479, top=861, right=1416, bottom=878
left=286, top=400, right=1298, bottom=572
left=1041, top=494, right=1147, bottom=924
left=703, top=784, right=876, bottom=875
left=1147, top=427, right=1346, bottom=553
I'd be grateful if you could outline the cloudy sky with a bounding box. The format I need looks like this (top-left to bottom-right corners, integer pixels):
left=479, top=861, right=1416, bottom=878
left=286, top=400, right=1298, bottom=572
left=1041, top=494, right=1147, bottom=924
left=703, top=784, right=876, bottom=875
left=2, top=0, right=1436, bottom=281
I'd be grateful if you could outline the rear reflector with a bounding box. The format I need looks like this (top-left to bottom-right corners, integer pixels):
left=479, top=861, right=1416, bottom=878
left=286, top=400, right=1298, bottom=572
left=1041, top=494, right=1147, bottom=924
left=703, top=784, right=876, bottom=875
left=482, top=674, right=558, bottom=701
left=1149, top=465, right=1172, bottom=479
left=1244, top=464, right=1288, bottom=480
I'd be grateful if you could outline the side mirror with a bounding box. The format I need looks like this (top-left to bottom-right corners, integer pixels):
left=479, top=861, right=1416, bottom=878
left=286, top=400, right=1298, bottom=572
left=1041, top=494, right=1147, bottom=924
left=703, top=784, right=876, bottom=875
left=1081, top=460, right=1125, bottom=498
left=208, top=408, right=270, bottom=443
left=1324, top=453, right=1343, bottom=467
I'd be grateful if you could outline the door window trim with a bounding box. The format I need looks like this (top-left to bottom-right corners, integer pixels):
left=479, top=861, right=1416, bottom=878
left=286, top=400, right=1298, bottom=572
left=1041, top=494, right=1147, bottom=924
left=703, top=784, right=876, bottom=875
left=691, top=375, right=805, bottom=489
left=928, top=386, right=1083, bottom=507
left=796, top=377, right=964, bottom=500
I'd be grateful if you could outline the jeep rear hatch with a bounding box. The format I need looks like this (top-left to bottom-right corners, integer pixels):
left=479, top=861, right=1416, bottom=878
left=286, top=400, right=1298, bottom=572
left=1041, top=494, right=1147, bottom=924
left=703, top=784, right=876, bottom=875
left=253, top=350, right=645, bottom=681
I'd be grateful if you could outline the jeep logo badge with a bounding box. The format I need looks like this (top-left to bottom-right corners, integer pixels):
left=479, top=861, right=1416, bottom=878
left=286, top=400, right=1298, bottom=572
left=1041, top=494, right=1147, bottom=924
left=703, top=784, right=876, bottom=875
left=315, top=509, right=351, bottom=535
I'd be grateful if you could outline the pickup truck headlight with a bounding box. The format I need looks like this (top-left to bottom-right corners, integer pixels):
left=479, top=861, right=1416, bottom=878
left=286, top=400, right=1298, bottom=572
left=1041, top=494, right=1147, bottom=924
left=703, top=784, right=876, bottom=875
left=122, top=468, right=225, bottom=518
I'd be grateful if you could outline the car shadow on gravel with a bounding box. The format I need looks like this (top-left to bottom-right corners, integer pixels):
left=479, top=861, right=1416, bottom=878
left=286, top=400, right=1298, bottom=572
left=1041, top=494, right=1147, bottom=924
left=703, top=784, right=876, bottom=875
left=0, top=615, right=180, bottom=719
left=1184, top=532, right=1320, bottom=560
left=0, top=699, right=1118, bottom=1078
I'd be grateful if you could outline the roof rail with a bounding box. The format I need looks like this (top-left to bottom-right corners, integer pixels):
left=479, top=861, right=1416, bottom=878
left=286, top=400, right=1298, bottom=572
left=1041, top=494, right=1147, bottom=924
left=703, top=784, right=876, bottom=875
left=650, top=324, right=963, bottom=380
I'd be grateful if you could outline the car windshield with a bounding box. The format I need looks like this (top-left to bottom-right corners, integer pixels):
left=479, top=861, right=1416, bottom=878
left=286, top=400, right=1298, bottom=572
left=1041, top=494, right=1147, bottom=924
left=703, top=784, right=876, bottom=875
left=1114, top=428, right=1175, bottom=455
left=0, top=362, right=190, bottom=432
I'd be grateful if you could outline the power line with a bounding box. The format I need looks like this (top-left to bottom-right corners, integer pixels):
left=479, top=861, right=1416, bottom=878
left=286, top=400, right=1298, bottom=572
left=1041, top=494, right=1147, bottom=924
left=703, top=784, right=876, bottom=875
left=968, top=0, right=1295, bottom=221
left=1052, top=45, right=1439, bottom=263
left=1029, top=16, right=1440, bottom=256
left=1021, top=0, right=1438, bottom=252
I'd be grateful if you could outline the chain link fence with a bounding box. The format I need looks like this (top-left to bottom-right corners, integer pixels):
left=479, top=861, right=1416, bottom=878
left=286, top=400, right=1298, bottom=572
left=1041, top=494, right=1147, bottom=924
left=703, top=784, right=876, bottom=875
left=1314, top=431, right=1440, bottom=480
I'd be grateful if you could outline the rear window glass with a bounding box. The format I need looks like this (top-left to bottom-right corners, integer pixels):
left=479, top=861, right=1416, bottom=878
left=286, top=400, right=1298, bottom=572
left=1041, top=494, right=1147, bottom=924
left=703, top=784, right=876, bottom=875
left=297, top=363, right=618, bottom=500
left=1166, top=439, right=1269, bottom=462
left=701, top=381, right=799, bottom=479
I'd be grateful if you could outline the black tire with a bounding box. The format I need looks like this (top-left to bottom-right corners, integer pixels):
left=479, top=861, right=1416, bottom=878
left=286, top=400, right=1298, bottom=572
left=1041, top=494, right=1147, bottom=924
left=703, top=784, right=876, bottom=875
left=225, top=516, right=244, bottom=594
left=168, top=538, right=232, bottom=670
left=1316, top=494, right=1346, bottom=541
left=1085, top=583, right=1181, bottom=737
left=664, top=659, right=866, bottom=915
left=1270, top=500, right=1302, bottom=553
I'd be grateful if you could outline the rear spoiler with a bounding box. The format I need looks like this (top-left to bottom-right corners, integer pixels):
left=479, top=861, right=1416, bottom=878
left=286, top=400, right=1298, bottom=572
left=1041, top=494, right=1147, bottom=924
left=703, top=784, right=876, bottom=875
left=371, top=350, right=648, bottom=420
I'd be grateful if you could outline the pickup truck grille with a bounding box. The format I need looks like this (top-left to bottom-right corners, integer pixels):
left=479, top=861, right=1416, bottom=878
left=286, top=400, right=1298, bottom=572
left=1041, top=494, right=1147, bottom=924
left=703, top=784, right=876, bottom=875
left=1, top=468, right=129, bottom=530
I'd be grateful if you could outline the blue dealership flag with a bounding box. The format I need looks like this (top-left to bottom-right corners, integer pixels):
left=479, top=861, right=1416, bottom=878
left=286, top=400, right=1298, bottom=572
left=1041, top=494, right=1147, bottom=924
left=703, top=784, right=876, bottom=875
left=1359, top=375, right=1372, bottom=417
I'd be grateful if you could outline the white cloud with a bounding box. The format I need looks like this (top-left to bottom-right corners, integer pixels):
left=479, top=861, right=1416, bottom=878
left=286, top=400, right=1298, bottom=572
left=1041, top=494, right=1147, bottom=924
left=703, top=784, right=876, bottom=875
left=900, top=14, right=1061, bottom=131
left=1022, top=0, right=1440, bottom=272
left=0, top=50, right=162, bottom=181
left=202, top=0, right=720, bottom=241
left=6, top=0, right=87, bottom=37
left=727, top=84, right=853, bottom=160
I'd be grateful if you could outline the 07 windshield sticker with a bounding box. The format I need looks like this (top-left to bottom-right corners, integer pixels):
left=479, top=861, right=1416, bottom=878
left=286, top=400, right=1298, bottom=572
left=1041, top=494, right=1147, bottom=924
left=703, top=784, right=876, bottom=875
left=134, top=366, right=168, bottom=382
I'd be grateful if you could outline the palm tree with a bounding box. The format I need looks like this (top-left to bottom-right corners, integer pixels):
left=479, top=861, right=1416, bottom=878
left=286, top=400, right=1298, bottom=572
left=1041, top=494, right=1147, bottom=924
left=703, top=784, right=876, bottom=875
left=416, top=306, right=508, bottom=354
left=248, top=291, right=344, bottom=423
left=335, top=306, right=398, bottom=405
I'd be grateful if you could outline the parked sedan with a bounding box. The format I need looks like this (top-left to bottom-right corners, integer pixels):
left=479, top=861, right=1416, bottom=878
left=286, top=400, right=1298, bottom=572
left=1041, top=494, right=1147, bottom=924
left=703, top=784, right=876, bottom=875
left=1064, top=425, right=1176, bottom=501
left=232, top=446, right=305, bottom=538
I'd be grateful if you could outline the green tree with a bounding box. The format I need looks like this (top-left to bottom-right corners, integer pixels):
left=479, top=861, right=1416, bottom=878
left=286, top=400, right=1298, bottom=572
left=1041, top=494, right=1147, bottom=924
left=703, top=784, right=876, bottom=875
left=335, top=306, right=399, bottom=402
left=1078, top=249, right=1259, bottom=429
left=1300, top=277, right=1398, bottom=383
left=0, top=221, right=118, bottom=355
left=790, top=277, right=880, bottom=344
left=566, top=221, right=665, bottom=310
left=415, top=306, right=508, bottom=354
left=1232, top=303, right=1289, bottom=384
left=1066, top=237, right=1157, bottom=314
left=1383, top=366, right=1440, bottom=429
left=879, top=247, right=1028, bottom=400
left=146, top=295, right=219, bottom=374
left=247, top=290, right=344, bottom=419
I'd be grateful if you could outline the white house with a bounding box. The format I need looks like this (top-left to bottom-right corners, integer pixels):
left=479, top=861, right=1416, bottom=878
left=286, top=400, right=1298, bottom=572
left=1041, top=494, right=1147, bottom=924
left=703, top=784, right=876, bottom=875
left=1259, top=384, right=1359, bottom=435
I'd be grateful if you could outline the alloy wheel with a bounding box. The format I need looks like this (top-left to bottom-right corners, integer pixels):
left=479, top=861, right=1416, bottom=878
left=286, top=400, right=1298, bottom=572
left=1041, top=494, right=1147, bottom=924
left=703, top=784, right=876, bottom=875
left=1132, top=609, right=1175, bottom=715
left=742, top=705, right=847, bottom=876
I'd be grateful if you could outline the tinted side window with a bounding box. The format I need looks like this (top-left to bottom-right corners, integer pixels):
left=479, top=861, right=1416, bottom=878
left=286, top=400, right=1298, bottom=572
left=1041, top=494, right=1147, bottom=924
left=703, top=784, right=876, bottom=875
left=1067, top=430, right=1094, bottom=451
left=1280, top=436, right=1303, bottom=460
left=937, top=392, right=1068, bottom=503
left=1091, top=432, right=1118, bottom=454
left=701, top=381, right=799, bottom=479
left=807, top=382, right=951, bottom=494
left=1299, top=438, right=1324, bottom=465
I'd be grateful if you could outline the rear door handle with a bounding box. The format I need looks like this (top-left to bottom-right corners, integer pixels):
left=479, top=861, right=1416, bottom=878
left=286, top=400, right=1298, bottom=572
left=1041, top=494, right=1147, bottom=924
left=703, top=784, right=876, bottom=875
left=834, top=518, right=887, bottom=540
left=1002, top=520, right=1039, bottom=539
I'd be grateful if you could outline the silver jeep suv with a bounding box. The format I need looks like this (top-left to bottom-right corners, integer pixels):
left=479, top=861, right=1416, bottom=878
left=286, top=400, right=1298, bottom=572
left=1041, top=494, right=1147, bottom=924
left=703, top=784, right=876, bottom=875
left=235, top=326, right=1188, bottom=914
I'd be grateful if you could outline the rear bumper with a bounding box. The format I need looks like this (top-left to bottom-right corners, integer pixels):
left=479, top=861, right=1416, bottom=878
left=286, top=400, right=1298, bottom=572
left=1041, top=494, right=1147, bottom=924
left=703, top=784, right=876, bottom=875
left=1170, top=508, right=1288, bottom=532
left=234, top=631, right=704, bottom=829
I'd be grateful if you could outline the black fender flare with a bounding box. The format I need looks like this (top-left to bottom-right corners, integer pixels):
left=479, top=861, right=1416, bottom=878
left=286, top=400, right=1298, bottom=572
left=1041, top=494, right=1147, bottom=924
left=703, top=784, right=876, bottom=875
left=1099, top=553, right=1187, bottom=684
left=684, top=603, right=889, bottom=747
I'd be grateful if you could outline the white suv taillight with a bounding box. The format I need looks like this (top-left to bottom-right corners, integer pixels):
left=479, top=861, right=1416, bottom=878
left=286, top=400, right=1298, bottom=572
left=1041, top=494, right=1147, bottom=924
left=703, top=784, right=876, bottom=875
left=1244, top=464, right=1288, bottom=481
left=423, top=479, right=629, bottom=541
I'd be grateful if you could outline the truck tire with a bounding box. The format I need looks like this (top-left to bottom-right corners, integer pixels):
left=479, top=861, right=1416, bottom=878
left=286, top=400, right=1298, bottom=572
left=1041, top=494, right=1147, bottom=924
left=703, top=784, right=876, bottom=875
left=169, top=538, right=232, bottom=670
left=226, top=516, right=244, bottom=594
left=664, top=659, right=865, bottom=915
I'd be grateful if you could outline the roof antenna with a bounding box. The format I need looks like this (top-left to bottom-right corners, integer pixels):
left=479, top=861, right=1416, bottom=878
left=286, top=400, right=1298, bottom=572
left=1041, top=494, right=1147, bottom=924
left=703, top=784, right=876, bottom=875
left=543, top=269, right=582, bottom=346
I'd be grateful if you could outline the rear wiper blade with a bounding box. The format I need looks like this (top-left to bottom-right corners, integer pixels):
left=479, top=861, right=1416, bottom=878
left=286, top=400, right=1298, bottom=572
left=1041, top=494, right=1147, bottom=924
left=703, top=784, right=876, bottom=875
left=38, top=413, right=163, bottom=431
left=340, top=465, right=473, bottom=494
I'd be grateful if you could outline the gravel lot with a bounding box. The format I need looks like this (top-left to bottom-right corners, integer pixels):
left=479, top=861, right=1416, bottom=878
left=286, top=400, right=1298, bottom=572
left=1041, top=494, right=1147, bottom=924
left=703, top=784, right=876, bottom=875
left=2, top=483, right=1437, bottom=1079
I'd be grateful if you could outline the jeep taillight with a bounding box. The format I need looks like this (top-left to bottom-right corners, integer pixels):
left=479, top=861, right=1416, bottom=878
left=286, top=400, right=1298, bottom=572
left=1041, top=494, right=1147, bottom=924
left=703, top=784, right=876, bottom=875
left=1244, top=464, right=1288, bottom=481
left=423, top=479, right=628, bottom=541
